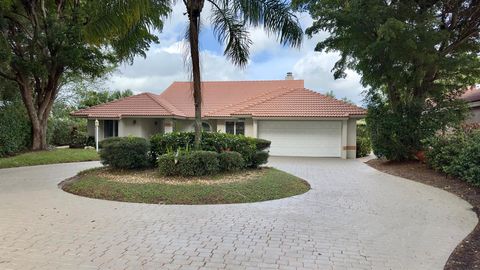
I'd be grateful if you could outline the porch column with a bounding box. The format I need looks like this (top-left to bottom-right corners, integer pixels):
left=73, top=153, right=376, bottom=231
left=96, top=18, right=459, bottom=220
left=164, top=119, right=174, bottom=133
left=252, top=119, right=258, bottom=138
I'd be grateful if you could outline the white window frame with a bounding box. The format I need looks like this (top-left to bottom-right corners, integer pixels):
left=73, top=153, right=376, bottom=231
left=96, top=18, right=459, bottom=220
left=225, top=120, right=245, bottom=135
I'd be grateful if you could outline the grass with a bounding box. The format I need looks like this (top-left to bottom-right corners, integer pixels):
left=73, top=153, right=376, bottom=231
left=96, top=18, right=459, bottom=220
left=63, top=168, right=310, bottom=204
left=0, top=148, right=100, bottom=169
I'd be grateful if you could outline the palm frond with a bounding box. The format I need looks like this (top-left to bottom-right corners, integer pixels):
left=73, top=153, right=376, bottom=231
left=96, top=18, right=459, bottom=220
left=210, top=5, right=252, bottom=67
left=232, top=0, right=303, bottom=47
left=84, top=0, right=172, bottom=62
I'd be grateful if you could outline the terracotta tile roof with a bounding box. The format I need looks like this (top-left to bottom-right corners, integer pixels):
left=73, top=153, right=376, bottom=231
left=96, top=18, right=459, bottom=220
left=71, top=80, right=366, bottom=119
left=230, top=88, right=366, bottom=117
left=71, top=93, right=182, bottom=118
left=461, top=86, right=480, bottom=103
left=159, top=80, right=305, bottom=117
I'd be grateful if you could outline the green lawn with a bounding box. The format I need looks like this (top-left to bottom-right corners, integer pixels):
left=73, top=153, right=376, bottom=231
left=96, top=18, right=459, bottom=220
left=63, top=168, right=310, bottom=204
left=0, top=148, right=100, bottom=169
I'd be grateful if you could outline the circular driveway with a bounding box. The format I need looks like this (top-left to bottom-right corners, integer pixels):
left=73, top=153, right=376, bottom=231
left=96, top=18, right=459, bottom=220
left=0, top=157, right=476, bottom=270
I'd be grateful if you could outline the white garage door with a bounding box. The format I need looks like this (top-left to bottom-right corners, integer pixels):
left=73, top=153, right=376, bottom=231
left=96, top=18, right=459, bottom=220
left=258, top=121, right=342, bottom=157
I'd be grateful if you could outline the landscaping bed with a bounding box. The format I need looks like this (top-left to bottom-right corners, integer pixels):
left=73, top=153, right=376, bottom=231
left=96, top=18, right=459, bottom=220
left=0, top=148, right=99, bottom=169
left=366, top=159, right=480, bottom=270
left=62, top=167, right=310, bottom=205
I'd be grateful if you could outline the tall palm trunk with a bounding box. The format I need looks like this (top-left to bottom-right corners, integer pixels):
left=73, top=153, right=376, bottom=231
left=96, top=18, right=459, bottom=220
left=186, top=0, right=205, bottom=149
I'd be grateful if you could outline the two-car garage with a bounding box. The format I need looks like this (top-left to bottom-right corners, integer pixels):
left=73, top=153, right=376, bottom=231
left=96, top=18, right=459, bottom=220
left=257, top=120, right=343, bottom=158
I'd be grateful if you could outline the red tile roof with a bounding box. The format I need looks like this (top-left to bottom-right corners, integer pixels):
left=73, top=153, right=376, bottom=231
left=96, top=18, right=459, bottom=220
left=71, top=93, right=182, bottom=118
left=72, top=80, right=366, bottom=119
left=461, top=86, right=480, bottom=103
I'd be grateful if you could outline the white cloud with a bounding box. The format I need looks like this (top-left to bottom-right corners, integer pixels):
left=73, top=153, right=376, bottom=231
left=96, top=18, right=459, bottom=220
left=105, top=3, right=366, bottom=105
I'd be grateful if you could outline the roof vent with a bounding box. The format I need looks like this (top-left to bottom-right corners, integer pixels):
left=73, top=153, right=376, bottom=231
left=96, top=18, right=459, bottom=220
left=285, top=72, right=294, bottom=80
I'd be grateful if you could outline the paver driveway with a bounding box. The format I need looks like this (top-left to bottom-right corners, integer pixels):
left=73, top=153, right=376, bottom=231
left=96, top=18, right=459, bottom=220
left=0, top=157, right=476, bottom=270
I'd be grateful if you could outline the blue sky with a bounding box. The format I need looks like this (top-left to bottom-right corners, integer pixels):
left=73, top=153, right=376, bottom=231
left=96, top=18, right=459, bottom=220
left=106, top=2, right=366, bottom=105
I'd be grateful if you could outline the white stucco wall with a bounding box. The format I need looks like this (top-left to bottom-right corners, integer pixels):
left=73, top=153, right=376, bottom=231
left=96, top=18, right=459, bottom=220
left=174, top=119, right=218, bottom=133
left=87, top=120, right=105, bottom=140
left=119, top=118, right=163, bottom=138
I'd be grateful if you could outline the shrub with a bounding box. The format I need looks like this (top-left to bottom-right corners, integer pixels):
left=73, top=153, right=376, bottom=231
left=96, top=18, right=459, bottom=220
left=252, top=151, right=269, bottom=168
left=252, top=138, right=271, bottom=151
left=366, top=92, right=467, bottom=161
left=218, top=151, right=244, bottom=172
left=0, top=100, right=31, bottom=157
left=157, top=153, right=177, bottom=176
left=356, top=125, right=372, bottom=158
left=158, top=151, right=219, bottom=177
left=49, top=118, right=88, bottom=146
left=150, top=132, right=259, bottom=167
left=99, top=137, right=150, bottom=169
left=69, top=129, right=89, bottom=148
left=425, top=130, right=480, bottom=184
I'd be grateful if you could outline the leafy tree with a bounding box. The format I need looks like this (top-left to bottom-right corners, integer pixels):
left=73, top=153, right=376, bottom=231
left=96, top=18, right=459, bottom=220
left=77, top=89, right=134, bottom=109
left=182, top=0, right=303, bottom=148
left=0, top=1, right=169, bottom=150
left=295, top=0, right=480, bottom=160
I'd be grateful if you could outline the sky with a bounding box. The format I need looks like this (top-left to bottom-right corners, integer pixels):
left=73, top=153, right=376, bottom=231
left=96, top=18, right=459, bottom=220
left=105, top=2, right=366, bottom=105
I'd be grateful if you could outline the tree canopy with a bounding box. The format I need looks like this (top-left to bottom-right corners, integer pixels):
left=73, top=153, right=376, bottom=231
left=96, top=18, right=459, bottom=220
left=0, top=0, right=170, bottom=150
left=295, top=0, right=480, bottom=160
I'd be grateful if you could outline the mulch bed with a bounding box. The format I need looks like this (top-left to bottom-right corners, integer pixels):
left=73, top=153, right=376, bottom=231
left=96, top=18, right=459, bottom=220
left=366, top=159, right=480, bottom=270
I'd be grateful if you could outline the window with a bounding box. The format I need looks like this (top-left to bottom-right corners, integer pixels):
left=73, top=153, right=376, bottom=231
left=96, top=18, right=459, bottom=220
left=202, top=122, right=212, bottom=132
left=104, top=120, right=118, bottom=138
left=225, top=121, right=244, bottom=135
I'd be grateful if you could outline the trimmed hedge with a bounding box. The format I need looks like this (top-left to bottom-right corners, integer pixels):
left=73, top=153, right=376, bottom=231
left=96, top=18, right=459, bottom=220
left=158, top=151, right=220, bottom=177
left=151, top=132, right=269, bottom=168
left=425, top=130, right=480, bottom=184
left=218, top=151, right=244, bottom=172
left=99, top=137, right=151, bottom=169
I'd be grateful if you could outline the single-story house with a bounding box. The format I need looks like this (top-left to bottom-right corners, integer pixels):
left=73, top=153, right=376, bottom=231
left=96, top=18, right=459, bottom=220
left=72, top=77, right=366, bottom=159
left=461, top=86, right=480, bottom=124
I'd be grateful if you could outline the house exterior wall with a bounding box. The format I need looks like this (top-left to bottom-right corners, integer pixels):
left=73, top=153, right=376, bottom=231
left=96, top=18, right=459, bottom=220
left=87, top=120, right=105, bottom=140
left=174, top=119, right=218, bottom=133
left=216, top=119, right=255, bottom=137
left=119, top=118, right=163, bottom=138
left=88, top=118, right=163, bottom=141
left=346, top=119, right=357, bottom=159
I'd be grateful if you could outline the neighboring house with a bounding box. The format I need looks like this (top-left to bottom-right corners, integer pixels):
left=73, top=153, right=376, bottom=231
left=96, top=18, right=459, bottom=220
left=72, top=77, right=366, bottom=159
left=461, top=86, right=480, bottom=124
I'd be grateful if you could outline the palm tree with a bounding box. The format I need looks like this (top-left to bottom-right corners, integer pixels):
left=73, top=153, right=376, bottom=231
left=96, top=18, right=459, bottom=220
left=183, top=0, right=303, bottom=148
left=90, top=0, right=303, bottom=148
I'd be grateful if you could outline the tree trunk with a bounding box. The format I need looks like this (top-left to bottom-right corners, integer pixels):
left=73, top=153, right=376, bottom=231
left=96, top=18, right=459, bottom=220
left=18, top=82, right=57, bottom=151
left=187, top=0, right=204, bottom=149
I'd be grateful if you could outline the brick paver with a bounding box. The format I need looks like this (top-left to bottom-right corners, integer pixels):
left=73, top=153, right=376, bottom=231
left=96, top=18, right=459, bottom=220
left=0, top=157, right=476, bottom=270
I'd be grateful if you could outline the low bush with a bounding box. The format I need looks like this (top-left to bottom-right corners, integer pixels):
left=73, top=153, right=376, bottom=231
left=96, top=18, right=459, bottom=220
left=218, top=151, right=244, bottom=172
left=425, top=130, right=480, bottom=184
left=150, top=132, right=268, bottom=167
left=252, top=151, right=269, bottom=167
left=99, top=137, right=150, bottom=169
left=158, top=151, right=220, bottom=177
left=157, top=153, right=177, bottom=176
left=252, top=138, right=271, bottom=151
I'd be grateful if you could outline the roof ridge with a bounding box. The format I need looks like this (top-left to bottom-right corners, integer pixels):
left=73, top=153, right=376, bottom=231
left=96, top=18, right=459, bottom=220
left=204, top=87, right=289, bottom=116
left=71, top=93, right=149, bottom=116
left=231, top=87, right=301, bottom=115
left=144, top=92, right=185, bottom=117
left=172, top=79, right=304, bottom=83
